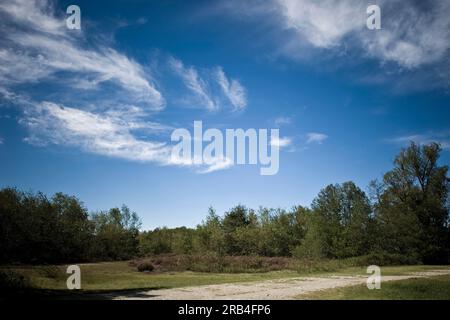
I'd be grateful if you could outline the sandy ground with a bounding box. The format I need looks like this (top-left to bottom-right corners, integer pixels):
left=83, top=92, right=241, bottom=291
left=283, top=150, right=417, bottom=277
left=109, top=269, right=450, bottom=300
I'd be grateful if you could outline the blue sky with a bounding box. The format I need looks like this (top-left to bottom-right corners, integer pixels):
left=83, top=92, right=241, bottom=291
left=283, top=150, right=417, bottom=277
left=0, top=0, right=449, bottom=229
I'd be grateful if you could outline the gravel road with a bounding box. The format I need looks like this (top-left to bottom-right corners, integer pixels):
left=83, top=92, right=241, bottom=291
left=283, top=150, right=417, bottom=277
left=109, top=269, right=450, bottom=300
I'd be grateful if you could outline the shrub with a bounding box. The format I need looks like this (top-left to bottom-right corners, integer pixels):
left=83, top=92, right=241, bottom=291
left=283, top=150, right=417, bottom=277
left=137, top=261, right=154, bottom=272
left=353, top=252, right=421, bottom=266
left=131, top=254, right=295, bottom=273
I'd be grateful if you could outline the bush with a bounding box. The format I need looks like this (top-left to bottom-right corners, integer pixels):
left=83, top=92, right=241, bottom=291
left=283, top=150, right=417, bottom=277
left=136, top=261, right=154, bottom=272
left=353, top=252, right=421, bottom=266
left=131, top=254, right=295, bottom=273
left=131, top=254, right=423, bottom=275
left=0, top=270, right=31, bottom=296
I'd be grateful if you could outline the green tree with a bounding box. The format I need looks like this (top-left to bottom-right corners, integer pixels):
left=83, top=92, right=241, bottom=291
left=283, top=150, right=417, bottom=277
left=297, top=182, right=373, bottom=259
left=222, top=205, right=251, bottom=255
left=375, top=142, right=449, bottom=263
left=51, top=193, right=93, bottom=261
left=91, top=206, right=141, bottom=260
left=196, top=207, right=225, bottom=255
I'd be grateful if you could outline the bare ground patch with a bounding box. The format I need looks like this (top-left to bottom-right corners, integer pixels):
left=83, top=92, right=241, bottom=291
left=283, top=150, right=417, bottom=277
left=111, top=269, right=450, bottom=300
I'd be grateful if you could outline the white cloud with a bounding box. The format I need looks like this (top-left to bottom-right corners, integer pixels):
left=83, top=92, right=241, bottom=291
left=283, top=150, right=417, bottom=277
left=169, top=57, right=218, bottom=111
left=215, top=67, right=247, bottom=111
left=274, top=116, right=291, bottom=126
left=0, top=137, right=3, bottom=144
left=277, top=0, right=366, bottom=49
left=362, top=1, right=450, bottom=69
left=0, top=1, right=173, bottom=168
left=270, top=136, right=292, bottom=148
left=276, top=0, right=450, bottom=68
left=306, top=132, right=328, bottom=144
left=226, top=0, right=450, bottom=70
left=0, top=0, right=164, bottom=109
left=7, top=94, right=233, bottom=173
left=0, top=1, right=241, bottom=174
left=21, top=101, right=172, bottom=163
left=169, top=151, right=234, bottom=174
left=0, top=0, right=65, bottom=36
left=386, top=132, right=450, bottom=150
left=169, top=56, right=247, bottom=112
left=197, top=157, right=234, bottom=174
left=1, top=90, right=235, bottom=175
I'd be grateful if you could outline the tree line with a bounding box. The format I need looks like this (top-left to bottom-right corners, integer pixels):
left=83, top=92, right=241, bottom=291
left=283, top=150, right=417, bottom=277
left=0, top=191, right=141, bottom=264
left=1, top=142, right=449, bottom=265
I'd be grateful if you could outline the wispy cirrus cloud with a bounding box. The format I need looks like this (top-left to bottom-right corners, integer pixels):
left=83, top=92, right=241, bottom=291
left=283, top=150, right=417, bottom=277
left=169, top=148, right=234, bottom=174
left=0, top=0, right=165, bottom=109
left=270, top=0, right=450, bottom=68
left=20, top=101, right=172, bottom=163
left=5, top=92, right=233, bottom=173
left=0, top=0, right=175, bottom=170
left=276, top=0, right=366, bottom=49
left=0, top=0, right=65, bottom=36
left=270, top=136, right=292, bottom=148
left=274, top=116, right=292, bottom=127
left=169, top=56, right=247, bottom=112
left=169, top=56, right=218, bottom=111
left=385, top=131, right=450, bottom=150
left=215, top=67, right=247, bottom=111
left=197, top=157, right=234, bottom=174
left=306, top=132, right=328, bottom=144
left=0, top=0, right=245, bottom=174
left=218, top=0, right=450, bottom=89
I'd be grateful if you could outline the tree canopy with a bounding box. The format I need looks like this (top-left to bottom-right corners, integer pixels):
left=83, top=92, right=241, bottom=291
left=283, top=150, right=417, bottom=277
left=1, top=142, right=449, bottom=264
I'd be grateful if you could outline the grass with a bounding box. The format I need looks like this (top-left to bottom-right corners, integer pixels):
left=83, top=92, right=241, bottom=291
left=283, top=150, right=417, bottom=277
left=298, top=274, right=450, bottom=300
left=0, top=261, right=300, bottom=293
left=309, top=264, right=450, bottom=277
left=2, top=257, right=449, bottom=298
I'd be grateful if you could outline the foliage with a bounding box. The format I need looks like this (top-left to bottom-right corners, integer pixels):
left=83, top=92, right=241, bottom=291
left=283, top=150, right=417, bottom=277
left=136, top=261, right=155, bottom=272
left=131, top=254, right=295, bottom=273
left=0, top=142, right=448, bottom=265
left=372, top=142, right=449, bottom=263
left=0, top=189, right=141, bottom=264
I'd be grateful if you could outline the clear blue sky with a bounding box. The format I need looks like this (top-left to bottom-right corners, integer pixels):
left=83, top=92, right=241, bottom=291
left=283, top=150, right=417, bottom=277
left=1, top=0, right=449, bottom=229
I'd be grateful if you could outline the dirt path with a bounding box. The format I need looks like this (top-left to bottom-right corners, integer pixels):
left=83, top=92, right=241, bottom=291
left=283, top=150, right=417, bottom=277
left=111, top=270, right=450, bottom=300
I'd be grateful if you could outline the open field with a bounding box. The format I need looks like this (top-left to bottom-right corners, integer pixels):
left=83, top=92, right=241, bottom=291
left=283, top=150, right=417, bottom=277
left=1, top=261, right=300, bottom=295
left=299, top=274, right=450, bottom=300
left=2, top=260, right=450, bottom=299
left=113, top=269, right=450, bottom=300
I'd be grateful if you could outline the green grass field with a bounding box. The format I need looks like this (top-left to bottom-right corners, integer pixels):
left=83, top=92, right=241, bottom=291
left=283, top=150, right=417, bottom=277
left=1, top=261, right=301, bottom=293
left=299, top=274, right=450, bottom=300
